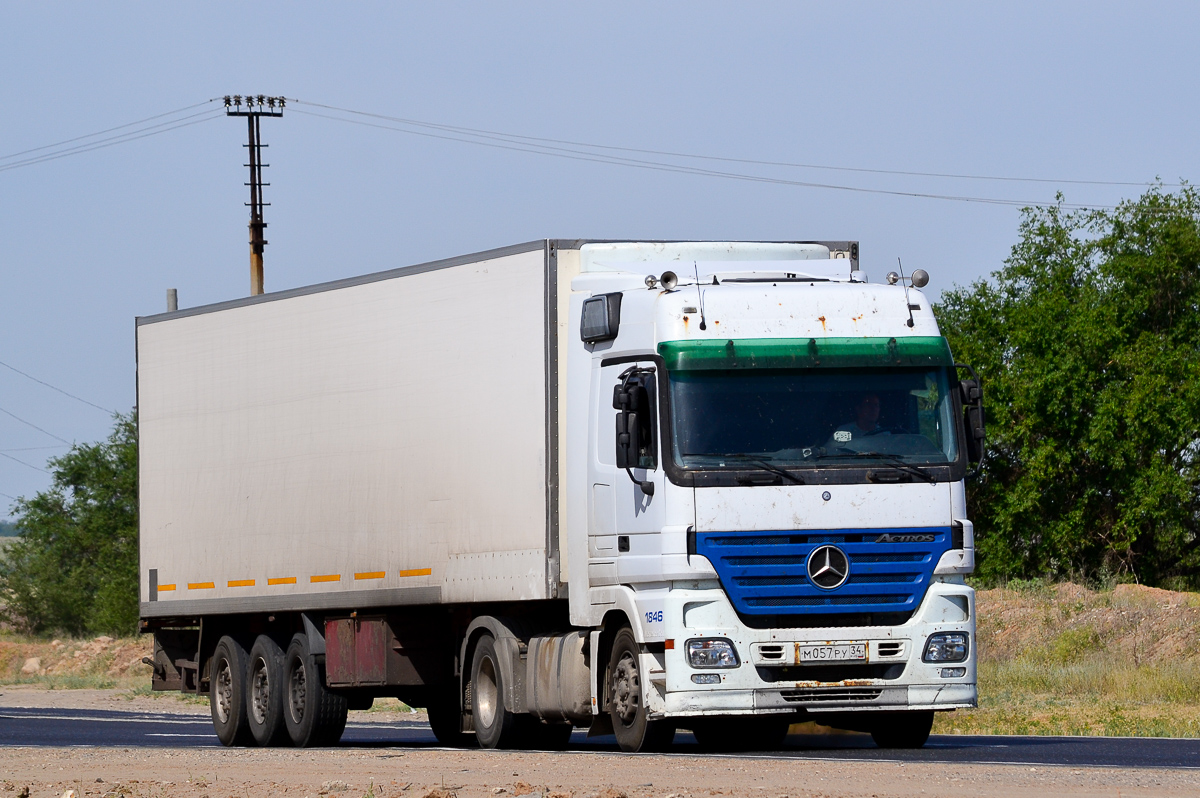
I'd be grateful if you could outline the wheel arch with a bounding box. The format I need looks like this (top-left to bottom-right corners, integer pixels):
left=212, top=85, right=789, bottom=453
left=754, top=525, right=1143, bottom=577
left=458, top=615, right=528, bottom=716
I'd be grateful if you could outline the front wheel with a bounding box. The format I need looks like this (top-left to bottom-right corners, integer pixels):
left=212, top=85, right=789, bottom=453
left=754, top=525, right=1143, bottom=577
left=608, top=628, right=674, bottom=753
left=870, top=710, right=934, bottom=749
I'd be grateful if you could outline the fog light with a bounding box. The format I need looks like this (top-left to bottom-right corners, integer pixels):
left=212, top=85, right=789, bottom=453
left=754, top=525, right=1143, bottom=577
left=686, top=638, right=740, bottom=668
left=923, top=632, right=969, bottom=662
left=939, top=667, right=966, bottom=678
left=691, top=673, right=721, bottom=684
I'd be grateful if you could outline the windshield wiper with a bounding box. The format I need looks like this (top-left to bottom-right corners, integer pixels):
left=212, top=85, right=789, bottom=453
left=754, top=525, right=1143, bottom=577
left=721, top=454, right=805, bottom=485
left=815, top=451, right=936, bottom=484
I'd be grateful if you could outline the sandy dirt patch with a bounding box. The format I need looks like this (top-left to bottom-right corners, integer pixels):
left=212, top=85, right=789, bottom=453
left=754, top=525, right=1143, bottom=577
left=1, top=745, right=1197, bottom=798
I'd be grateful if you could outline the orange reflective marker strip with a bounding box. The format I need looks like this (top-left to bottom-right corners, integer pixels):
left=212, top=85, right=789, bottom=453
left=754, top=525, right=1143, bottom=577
left=268, top=577, right=297, bottom=586
left=187, top=582, right=215, bottom=590
left=228, top=579, right=255, bottom=588
left=157, top=584, right=176, bottom=592
left=310, top=574, right=340, bottom=583
left=665, top=639, right=675, bottom=650
left=355, top=572, right=385, bottom=580
left=398, top=568, right=432, bottom=578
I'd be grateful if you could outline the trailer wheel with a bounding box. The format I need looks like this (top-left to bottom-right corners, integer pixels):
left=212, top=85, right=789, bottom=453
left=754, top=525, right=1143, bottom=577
left=283, top=633, right=348, bottom=747
left=691, top=716, right=791, bottom=751
left=247, top=636, right=289, bottom=746
left=869, top=710, right=934, bottom=749
left=210, top=636, right=253, bottom=747
left=608, top=628, right=675, bottom=753
left=470, top=634, right=518, bottom=749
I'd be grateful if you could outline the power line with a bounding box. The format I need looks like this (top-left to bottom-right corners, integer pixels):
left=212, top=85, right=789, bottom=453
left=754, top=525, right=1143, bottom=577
left=291, top=99, right=1174, bottom=191
left=0, top=451, right=49, bottom=473
left=0, top=359, right=114, bottom=414
left=0, top=110, right=224, bottom=174
left=0, top=99, right=217, bottom=163
left=0, top=446, right=67, bottom=453
left=289, top=106, right=1080, bottom=210
left=0, top=406, right=71, bottom=445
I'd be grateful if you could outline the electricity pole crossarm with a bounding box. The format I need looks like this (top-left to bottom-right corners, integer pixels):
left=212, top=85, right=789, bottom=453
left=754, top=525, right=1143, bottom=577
left=225, top=95, right=284, bottom=296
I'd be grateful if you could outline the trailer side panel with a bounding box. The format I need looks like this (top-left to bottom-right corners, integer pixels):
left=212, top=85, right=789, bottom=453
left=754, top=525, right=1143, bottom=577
left=138, top=247, right=550, bottom=616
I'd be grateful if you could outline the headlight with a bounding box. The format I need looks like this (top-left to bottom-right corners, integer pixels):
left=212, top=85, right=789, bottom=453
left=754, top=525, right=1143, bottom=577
left=923, top=632, right=969, bottom=663
left=686, top=638, right=740, bottom=668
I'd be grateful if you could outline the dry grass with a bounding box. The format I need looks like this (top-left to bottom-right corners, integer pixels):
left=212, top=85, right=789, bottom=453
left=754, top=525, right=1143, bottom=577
left=0, top=631, right=151, bottom=690
left=933, top=581, right=1200, bottom=737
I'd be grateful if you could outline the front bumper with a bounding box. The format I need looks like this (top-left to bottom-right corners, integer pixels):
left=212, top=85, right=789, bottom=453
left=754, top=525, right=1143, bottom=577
left=650, top=578, right=976, bottom=718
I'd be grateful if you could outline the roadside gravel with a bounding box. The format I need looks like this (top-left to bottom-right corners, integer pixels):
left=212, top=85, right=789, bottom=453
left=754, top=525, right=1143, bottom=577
left=2, top=744, right=1197, bottom=798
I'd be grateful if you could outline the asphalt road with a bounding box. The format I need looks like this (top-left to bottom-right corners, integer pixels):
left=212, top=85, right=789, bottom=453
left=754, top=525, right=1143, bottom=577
left=1, top=706, right=1197, bottom=769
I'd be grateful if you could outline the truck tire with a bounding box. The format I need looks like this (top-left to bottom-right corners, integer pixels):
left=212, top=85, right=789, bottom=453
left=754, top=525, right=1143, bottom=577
left=247, top=635, right=289, bottom=746
left=870, top=710, right=934, bottom=749
left=691, top=716, right=791, bottom=751
left=426, top=689, right=472, bottom=748
left=517, top=717, right=573, bottom=751
left=210, top=636, right=253, bottom=747
left=608, top=628, right=675, bottom=753
left=283, top=632, right=348, bottom=747
left=470, top=634, right=519, bottom=749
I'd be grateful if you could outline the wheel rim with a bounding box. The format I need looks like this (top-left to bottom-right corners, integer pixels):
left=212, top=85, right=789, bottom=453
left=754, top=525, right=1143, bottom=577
left=215, top=657, right=233, bottom=724
left=612, top=650, right=640, bottom=726
left=475, top=654, right=499, bottom=729
left=288, top=656, right=306, bottom=724
left=251, top=656, right=270, bottom=724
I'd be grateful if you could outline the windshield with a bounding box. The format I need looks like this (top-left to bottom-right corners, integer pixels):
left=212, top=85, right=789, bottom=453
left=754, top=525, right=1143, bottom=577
left=669, top=367, right=959, bottom=469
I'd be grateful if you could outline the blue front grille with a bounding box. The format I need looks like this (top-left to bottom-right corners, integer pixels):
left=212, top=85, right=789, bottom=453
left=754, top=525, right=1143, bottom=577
left=696, top=527, right=952, bottom=620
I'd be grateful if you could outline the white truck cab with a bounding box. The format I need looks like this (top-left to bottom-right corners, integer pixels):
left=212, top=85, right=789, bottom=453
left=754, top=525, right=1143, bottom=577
left=564, top=242, right=981, bottom=750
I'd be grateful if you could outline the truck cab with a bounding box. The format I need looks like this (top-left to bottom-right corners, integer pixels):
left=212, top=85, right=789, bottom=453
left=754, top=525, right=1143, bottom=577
left=565, top=241, right=982, bottom=751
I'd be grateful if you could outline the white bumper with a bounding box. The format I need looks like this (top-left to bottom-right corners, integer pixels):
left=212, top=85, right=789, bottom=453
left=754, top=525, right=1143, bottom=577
left=641, top=578, right=976, bottom=719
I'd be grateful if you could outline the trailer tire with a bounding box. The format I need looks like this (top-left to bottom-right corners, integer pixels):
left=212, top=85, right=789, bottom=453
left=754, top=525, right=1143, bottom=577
left=470, top=634, right=518, bottom=749
left=210, top=636, right=253, bottom=747
left=691, top=716, right=791, bottom=751
left=869, top=710, right=934, bottom=749
left=283, top=633, right=348, bottom=748
left=247, top=635, right=290, bottom=746
left=608, top=628, right=674, bottom=753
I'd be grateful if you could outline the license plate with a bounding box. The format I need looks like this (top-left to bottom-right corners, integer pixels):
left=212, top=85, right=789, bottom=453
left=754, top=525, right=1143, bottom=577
left=797, top=643, right=867, bottom=663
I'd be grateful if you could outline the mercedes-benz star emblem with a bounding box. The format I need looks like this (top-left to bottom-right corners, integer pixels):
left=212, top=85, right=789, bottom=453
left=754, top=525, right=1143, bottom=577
left=807, top=545, right=849, bottom=589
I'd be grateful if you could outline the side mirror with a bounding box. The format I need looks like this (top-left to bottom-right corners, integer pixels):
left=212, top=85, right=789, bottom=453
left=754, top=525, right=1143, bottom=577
left=958, top=374, right=986, bottom=471
left=613, top=370, right=657, bottom=495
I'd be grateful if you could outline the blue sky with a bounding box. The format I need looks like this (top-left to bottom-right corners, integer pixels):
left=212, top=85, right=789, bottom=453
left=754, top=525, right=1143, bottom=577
left=2, top=3, right=1197, bottom=512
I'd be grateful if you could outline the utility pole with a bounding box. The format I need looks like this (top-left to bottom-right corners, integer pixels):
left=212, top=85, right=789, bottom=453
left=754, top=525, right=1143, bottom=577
left=225, top=95, right=284, bottom=296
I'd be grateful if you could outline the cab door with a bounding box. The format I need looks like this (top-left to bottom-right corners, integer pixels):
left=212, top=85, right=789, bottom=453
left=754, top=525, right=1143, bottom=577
left=588, top=359, right=664, bottom=587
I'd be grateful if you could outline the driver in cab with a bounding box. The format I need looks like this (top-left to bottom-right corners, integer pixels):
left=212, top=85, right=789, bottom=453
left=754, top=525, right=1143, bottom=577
left=826, top=393, right=889, bottom=452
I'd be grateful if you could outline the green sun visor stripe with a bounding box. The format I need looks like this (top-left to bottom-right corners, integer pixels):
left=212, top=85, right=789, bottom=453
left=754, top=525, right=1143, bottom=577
left=657, top=336, right=954, bottom=370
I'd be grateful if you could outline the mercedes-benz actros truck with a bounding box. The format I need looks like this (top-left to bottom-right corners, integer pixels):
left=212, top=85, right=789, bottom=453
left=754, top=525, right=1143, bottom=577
left=138, top=239, right=985, bottom=752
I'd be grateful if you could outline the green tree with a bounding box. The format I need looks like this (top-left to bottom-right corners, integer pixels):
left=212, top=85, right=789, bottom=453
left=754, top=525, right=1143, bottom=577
left=937, top=186, right=1200, bottom=587
left=0, top=413, right=138, bottom=634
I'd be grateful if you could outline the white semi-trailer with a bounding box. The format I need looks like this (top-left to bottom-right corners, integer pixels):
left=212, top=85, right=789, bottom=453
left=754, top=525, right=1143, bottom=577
left=138, top=239, right=984, bottom=752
